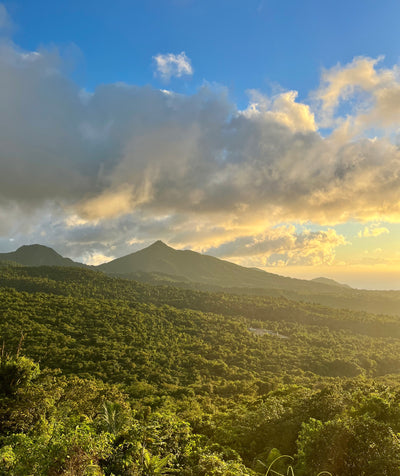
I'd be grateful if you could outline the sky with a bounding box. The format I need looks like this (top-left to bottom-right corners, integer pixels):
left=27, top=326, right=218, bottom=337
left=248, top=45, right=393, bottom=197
left=0, top=0, right=400, bottom=289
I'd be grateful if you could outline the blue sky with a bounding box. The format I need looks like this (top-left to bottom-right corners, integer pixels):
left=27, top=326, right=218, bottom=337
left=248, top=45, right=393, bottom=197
left=1, top=1, right=400, bottom=289
left=10, top=0, right=400, bottom=104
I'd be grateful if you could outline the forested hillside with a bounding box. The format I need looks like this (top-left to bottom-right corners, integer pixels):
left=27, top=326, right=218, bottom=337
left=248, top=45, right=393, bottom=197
left=4, top=242, right=400, bottom=318
left=1, top=264, right=400, bottom=474
left=100, top=240, right=400, bottom=317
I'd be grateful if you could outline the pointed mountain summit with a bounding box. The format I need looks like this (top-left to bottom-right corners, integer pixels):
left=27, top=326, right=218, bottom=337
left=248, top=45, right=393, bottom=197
left=0, top=244, right=85, bottom=268
left=98, top=240, right=191, bottom=277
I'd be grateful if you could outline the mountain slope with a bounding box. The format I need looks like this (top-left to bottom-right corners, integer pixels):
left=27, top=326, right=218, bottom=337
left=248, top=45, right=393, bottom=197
left=98, top=240, right=345, bottom=293
left=97, top=241, right=400, bottom=316
left=311, top=277, right=351, bottom=288
left=2, top=242, right=399, bottom=316
left=0, top=244, right=85, bottom=268
left=98, top=240, right=284, bottom=287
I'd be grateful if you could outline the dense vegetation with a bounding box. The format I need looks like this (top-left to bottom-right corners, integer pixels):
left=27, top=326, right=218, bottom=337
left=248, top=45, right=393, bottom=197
left=1, top=264, right=400, bottom=474
left=3, top=242, right=400, bottom=318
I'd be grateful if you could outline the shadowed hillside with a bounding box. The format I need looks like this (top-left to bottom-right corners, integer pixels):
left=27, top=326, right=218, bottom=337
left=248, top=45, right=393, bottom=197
left=98, top=240, right=342, bottom=291
left=0, top=244, right=85, bottom=268
left=97, top=241, right=400, bottom=316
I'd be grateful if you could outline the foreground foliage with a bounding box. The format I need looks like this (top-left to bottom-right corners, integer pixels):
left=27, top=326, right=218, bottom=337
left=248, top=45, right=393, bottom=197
left=1, top=265, right=400, bottom=474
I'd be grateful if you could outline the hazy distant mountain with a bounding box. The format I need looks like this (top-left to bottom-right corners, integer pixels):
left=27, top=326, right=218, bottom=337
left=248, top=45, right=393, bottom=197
left=0, top=244, right=85, bottom=268
left=98, top=240, right=349, bottom=293
left=311, top=277, right=351, bottom=289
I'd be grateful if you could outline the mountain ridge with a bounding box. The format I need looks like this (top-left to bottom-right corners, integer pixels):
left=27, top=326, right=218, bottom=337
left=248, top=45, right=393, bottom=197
left=97, top=240, right=319, bottom=290
left=2, top=242, right=400, bottom=316
left=0, top=244, right=86, bottom=268
left=1, top=241, right=348, bottom=292
left=311, top=277, right=351, bottom=289
left=0, top=241, right=355, bottom=291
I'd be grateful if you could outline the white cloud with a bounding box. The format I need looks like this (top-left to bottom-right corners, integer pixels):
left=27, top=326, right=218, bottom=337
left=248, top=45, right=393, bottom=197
left=153, top=51, right=193, bottom=81
left=245, top=89, right=316, bottom=132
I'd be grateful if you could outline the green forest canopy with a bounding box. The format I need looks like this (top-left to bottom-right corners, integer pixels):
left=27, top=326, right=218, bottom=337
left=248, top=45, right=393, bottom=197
left=1, top=264, right=400, bottom=475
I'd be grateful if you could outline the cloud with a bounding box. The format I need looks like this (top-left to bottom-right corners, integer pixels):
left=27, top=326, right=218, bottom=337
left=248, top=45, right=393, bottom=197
left=153, top=51, right=193, bottom=80
left=315, top=56, right=400, bottom=133
left=76, top=184, right=152, bottom=221
left=358, top=224, right=390, bottom=238
left=244, top=89, right=317, bottom=132
left=84, top=252, right=115, bottom=266
left=0, top=4, right=13, bottom=33
left=0, top=14, right=398, bottom=267
left=316, top=57, right=389, bottom=112
left=3, top=38, right=399, bottom=227
left=206, top=227, right=347, bottom=267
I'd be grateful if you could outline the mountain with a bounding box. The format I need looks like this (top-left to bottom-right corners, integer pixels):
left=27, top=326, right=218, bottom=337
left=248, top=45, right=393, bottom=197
left=98, top=241, right=400, bottom=316
left=0, top=241, right=345, bottom=293
left=98, top=239, right=284, bottom=287
left=98, top=240, right=347, bottom=293
left=2, top=242, right=400, bottom=316
left=0, top=244, right=85, bottom=268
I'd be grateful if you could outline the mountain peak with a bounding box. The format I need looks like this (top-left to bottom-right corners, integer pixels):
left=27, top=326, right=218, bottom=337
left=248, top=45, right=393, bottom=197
left=0, top=244, right=85, bottom=268
left=151, top=240, right=168, bottom=247
left=146, top=240, right=173, bottom=251
left=98, top=240, right=283, bottom=287
left=16, top=244, right=58, bottom=253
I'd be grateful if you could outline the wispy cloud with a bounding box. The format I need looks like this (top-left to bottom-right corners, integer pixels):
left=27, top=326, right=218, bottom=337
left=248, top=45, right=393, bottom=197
left=153, top=51, right=193, bottom=80
left=358, top=224, right=390, bottom=238
left=84, top=252, right=115, bottom=266
left=315, top=56, right=400, bottom=132
left=206, top=227, right=348, bottom=267
left=0, top=4, right=13, bottom=33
